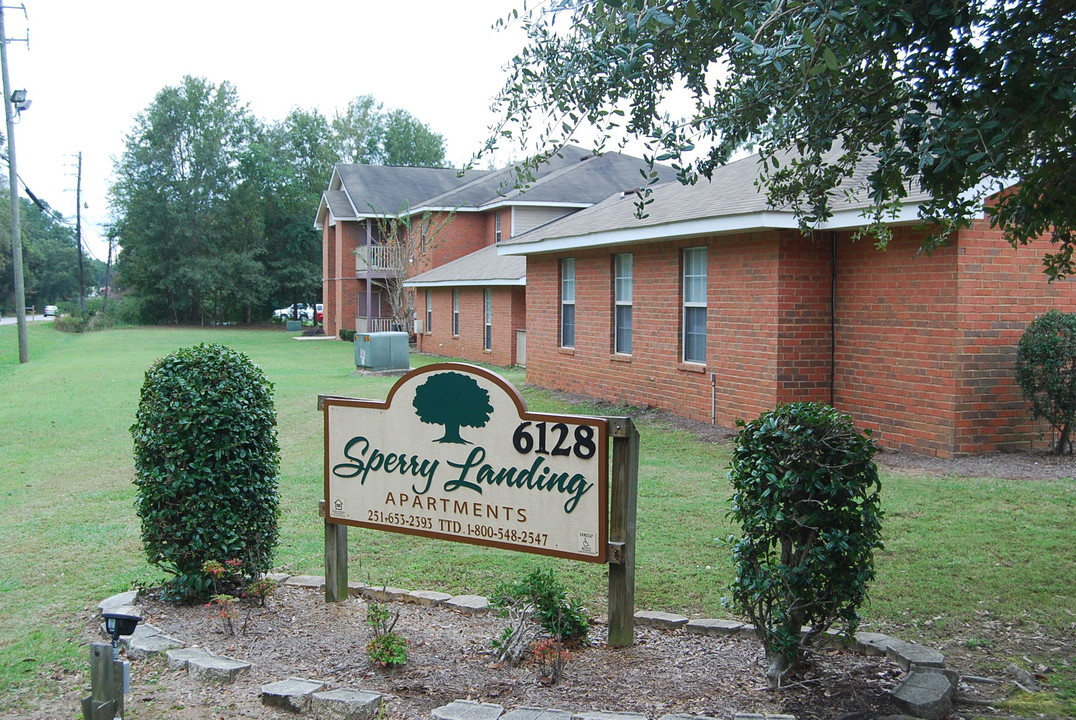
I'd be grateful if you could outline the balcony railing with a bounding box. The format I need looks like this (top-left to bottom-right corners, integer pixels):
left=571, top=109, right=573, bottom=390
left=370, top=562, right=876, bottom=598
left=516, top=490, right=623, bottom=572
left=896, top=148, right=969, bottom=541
left=356, top=244, right=403, bottom=273
left=355, top=316, right=396, bottom=333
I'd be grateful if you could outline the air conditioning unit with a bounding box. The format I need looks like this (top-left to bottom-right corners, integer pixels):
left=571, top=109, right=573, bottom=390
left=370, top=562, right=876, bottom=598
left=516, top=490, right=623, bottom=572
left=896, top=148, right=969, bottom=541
left=355, top=331, right=410, bottom=372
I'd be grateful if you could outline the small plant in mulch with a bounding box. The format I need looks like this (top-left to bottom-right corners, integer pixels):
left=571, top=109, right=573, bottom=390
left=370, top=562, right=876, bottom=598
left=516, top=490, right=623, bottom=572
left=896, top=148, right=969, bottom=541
left=207, top=593, right=239, bottom=636
left=490, top=568, right=589, bottom=685
left=366, top=602, right=408, bottom=667
left=530, top=637, right=571, bottom=685
left=200, top=559, right=279, bottom=635
left=244, top=576, right=278, bottom=607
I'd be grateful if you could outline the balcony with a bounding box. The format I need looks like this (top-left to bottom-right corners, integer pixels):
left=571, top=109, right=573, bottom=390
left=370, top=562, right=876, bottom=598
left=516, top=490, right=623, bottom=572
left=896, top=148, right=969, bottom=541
left=355, top=244, right=403, bottom=277
left=355, top=316, right=397, bottom=333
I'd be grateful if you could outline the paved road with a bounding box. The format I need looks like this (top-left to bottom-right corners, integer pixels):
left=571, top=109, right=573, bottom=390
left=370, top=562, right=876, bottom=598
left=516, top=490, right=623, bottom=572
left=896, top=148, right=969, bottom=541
left=0, top=313, right=48, bottom=325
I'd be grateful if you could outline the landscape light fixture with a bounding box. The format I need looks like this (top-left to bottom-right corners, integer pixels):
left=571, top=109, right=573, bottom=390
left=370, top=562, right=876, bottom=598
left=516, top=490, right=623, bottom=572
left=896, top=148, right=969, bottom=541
left=101, top=612, right=140, bottom=654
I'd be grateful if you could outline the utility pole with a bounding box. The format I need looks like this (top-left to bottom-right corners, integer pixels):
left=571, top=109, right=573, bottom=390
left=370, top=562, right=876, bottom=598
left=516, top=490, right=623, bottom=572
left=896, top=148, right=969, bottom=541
left=104, top=229, right=114, bottom=308
left=0, top=3, right=28, bottom=362
left=76, top=151, right=85, bottom=317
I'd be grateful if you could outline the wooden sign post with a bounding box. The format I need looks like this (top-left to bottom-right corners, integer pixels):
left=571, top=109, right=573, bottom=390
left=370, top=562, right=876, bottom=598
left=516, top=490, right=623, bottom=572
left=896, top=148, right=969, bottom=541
left=606, top=416, right=639, bottom=647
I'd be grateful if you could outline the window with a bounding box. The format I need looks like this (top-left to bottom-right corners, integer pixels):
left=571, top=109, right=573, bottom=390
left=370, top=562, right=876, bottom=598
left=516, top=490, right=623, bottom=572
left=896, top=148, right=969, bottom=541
left=425, top=290, right=433, bottom=333
left=452, top=289, right=460, bottom=336
left=494, top=213, right=502, bottom=243
left=484, top=289, right=493, bottom=351
left=682, top=247, right=707, bottom=363
left=613, top=253, right=633, bottom=354
left=560, top=258, right=576, bottom=348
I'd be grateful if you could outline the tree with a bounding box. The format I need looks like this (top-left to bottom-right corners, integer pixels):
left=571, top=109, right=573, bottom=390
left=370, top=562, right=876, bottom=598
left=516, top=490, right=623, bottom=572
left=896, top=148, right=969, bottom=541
left=331, top=95, right=447, bottom=167
left=109, top=80, right=450, bottom=324
left=1015, top=310, right=1076, bottom=454
left=110, top=76, right=266, bottom=324
left=373, top=208, right=456, bottom=336
left=256, top=109, right=337, bottom=312
left=412, top=372, right=494, bottom=444
left=331, top=94, right=385, bottom=164
left=0, top=191, right=93, bottom=312
left=380, top=108, right=447, bottom=167
left=727, top=402, right=883, bottom=688
left=488, top=1, right=1076, bottom=278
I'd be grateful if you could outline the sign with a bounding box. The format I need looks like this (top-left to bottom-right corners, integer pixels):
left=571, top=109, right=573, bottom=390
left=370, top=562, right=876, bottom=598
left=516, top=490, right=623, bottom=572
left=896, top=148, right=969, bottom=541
left=322, top=363, right=609, bottom=562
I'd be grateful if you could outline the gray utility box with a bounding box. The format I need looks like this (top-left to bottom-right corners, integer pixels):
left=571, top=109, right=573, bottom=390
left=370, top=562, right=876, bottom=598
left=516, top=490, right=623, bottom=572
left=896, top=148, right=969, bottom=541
left=355, top=331, right=409, bottom=372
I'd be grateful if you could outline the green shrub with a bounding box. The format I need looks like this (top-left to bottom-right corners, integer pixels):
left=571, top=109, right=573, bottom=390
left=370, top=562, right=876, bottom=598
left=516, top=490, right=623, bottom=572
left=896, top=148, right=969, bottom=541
left=1016, top=310, right=1076, bottom=453
left=52, top=314, right=88, bottom=333
left=365, top=602, right=407, bottom=667
left=492, top=568, right=589, bottom=644
left=50, top=297, right=132, bottom=333
left=131, top=343, right=281, bottom=601
left=339, top=329, right=356, bottom=342
left=726, top=402, right=883, bottom=688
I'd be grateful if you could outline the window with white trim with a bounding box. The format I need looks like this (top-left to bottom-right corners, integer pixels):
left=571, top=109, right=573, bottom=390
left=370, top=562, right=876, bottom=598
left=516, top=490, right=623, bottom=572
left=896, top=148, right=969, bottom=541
left=560, top=258, right=576, bottom=348
left=452, top=289, right=460, bottom=336
left=682, top=247, right=707, bottom=364
left=484, top=289, right=492, bottom=351
left=425, top=289, right=433, bottom=333
left=613, top=253, right=633, bottom=354
left=494, top=213, right=502, bottom=243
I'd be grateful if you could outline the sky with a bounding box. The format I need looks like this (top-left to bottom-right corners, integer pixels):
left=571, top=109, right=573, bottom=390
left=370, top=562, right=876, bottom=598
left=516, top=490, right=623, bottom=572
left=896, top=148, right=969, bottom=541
left=2, top=0, right=535, bottom=261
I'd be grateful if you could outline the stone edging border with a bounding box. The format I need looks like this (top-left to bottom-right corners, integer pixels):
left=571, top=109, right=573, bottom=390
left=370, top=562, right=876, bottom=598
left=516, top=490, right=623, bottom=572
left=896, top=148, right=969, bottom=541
left=97, top=574, right=956, bottom=720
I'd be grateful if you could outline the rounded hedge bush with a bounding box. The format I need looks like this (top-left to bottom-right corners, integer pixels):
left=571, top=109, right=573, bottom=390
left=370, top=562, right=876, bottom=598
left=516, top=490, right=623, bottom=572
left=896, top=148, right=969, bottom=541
left=727, top=402, right=883, bottom=688
left=131, top=343, right=280, bottom=600
left=1015, top=309, right=1076, bottom=453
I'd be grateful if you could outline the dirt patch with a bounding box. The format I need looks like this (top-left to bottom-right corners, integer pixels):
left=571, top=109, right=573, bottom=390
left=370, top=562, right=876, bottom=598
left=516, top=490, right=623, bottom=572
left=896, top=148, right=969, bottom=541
left=36, top=583, right=1057, bottom=720
left=96, top=587, right=912, bottom=719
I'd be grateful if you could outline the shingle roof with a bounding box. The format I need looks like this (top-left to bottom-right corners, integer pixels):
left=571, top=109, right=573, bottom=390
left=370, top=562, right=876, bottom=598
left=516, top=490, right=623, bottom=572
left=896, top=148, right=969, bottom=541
left=403, top=244, right=526, bottom=287
left=323, top=190, right=355, bottom=219
left=418, top=147, right=680, bottom=209
left=318, top=147, right=678, bottom=227
left=498, top=151, right=936, bottom=254
left=334, top=165, right=486, bottom=216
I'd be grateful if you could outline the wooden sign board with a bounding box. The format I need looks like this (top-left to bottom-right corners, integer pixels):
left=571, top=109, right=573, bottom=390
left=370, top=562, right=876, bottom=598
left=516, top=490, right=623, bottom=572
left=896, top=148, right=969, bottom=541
left=322, top=363, right=608, bottom=562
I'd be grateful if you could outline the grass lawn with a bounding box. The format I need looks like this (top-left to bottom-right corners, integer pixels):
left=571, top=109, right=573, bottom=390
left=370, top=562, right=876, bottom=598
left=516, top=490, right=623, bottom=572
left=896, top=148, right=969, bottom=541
left=1, top=324, right=1072, bottom=714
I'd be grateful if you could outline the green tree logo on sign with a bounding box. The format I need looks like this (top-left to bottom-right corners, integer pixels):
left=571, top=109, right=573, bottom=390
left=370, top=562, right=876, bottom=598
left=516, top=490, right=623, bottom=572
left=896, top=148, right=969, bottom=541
left=412, top=372, right=494, bottom=444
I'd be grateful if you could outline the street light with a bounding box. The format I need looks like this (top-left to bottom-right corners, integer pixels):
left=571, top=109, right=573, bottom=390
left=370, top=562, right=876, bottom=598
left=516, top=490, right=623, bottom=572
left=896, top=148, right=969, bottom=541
left=10, top=87, right=29, bottom=110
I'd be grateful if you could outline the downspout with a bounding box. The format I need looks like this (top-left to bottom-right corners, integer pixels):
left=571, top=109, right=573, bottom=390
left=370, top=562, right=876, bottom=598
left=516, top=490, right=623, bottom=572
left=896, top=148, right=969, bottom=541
left=711, top=372, right=717, bottom=425
left=830, top=231, right=837, bottom=407
left=364, top=219, right=373, bottom=332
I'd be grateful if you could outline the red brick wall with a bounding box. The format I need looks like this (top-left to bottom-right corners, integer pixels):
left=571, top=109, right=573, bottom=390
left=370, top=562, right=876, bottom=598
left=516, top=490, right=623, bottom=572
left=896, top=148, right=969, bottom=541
left=834, top=228, right=961, bottom=455
left=775, top=232, right=835, bottom=405
left=408, top=212, right=493, bottom=276
left=525, top=235, right=795, bottom=427
left=523, top=225, right=1076, bottom=457
left=415, top=286, right=525, bottom=367
left=953, top=221, right=1076, bottom=453
left=323, top=220, right=363, bottom=337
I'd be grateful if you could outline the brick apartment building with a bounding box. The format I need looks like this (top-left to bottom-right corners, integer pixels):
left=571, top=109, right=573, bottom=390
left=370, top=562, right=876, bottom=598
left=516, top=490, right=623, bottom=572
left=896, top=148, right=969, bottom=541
left=497, top=153, right=1076, bottom=457
left=319, top=148, right=1074, bottom=457
left=315, top=147, right=677, bottom=366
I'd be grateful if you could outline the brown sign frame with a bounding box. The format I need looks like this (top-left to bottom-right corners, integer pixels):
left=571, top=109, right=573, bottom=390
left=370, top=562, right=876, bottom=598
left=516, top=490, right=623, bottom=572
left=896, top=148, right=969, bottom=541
left=321, top=362, right=609, bottom=563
